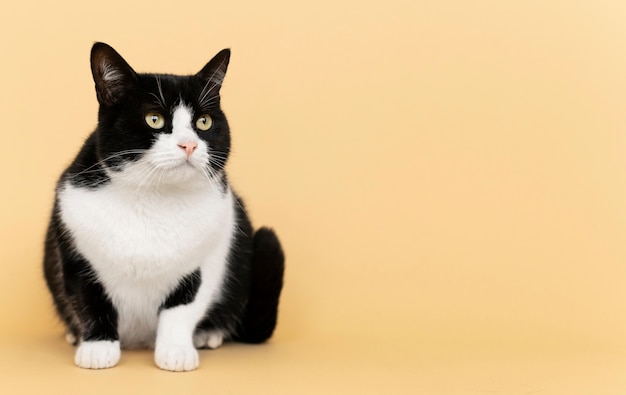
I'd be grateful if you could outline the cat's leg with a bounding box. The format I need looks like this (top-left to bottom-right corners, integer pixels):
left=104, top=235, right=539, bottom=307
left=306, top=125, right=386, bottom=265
left=154, top=308, right=201, bottom=371
left=74, top=339, right=120, bottom=369
left=193, top=329, right=225, bottom=349
left=154, top=205, right=235, bottom=372
left=62, top=254, right=120, bottom=369
left=65, top=331, right=77, bottom=345
left=64, top=321, right=81, bottom=345
left=154, top=269, right=204, bottom=372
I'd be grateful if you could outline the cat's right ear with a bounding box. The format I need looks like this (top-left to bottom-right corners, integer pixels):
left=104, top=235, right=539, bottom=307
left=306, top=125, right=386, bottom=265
left=90, top=42, right=138, bottom=106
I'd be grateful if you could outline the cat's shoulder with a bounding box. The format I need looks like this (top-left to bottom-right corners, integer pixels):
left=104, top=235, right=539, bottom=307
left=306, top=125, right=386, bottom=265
left=59, top=131, right=110, bottom=189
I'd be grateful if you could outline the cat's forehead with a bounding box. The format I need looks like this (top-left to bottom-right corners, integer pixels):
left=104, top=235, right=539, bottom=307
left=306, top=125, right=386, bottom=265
left=140, top=73, right=195, bottom=95
left=137, top=73, right=219, bottom=111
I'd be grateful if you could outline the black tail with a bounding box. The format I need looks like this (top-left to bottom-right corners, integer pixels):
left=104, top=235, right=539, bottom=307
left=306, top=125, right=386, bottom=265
left=236, top=227, right=285, bottom=344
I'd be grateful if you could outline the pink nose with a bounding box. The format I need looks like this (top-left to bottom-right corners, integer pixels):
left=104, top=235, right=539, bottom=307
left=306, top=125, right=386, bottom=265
left=178, top=142, right=197, bottom=157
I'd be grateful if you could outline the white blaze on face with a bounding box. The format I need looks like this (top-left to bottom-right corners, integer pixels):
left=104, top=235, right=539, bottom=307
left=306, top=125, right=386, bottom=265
left=172, top=105, right=200, bottom=157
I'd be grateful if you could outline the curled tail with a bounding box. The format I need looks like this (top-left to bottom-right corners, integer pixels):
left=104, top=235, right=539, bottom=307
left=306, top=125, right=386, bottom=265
left=236, top=227, right=285, bottom=344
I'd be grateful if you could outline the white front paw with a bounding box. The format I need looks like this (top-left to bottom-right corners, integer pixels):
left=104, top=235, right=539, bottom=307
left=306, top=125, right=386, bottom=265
left=75, top=340, right=121, bottom=369
left=155, top=344, right=199, bottom=372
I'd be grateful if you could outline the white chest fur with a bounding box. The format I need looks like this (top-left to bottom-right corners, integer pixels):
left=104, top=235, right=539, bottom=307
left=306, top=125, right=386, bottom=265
left=58, top=176, right=235, bottom=348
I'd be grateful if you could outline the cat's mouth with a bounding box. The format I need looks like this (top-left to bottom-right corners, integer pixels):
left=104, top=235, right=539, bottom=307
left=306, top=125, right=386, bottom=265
left=154, top=154, right=197, bottom=169
left=162, top=158, right=206, bottom=177
left=163, top=159, right=197, bottom=173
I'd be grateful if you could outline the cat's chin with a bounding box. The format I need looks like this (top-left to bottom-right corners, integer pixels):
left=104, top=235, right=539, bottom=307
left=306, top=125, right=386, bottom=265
left=157, top=162, right=210, bottom=186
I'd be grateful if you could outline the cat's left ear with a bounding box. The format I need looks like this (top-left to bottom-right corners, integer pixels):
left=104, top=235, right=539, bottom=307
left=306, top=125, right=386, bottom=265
left=196, top=49, right=231, bottom=89
left=90, top=42, right=138, bottom=106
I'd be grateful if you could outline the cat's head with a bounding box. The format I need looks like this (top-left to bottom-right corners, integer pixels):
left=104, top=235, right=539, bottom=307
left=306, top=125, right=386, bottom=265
left=90, top=42, right=231, bottom=188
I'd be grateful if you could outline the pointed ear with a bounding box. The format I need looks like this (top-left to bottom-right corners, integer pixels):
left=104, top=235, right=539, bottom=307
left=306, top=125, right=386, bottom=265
left=196, top=49, right=231, bottom=88
left=90, top=42, right=138, bottom=106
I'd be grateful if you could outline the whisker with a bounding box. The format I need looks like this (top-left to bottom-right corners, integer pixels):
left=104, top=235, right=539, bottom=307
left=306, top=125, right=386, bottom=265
left=200, top=95, right=219, bottom=104
left=149, top=93, right=164, bottom=109
left=199, top=94, right=220, bottom=109
left=199, top=82, right=216, bottom=104
left=199, top=57, right=227, bottom=104
left=207, top=150, right=229, bottom=163
left=68, top=149, right=147, bottom=179
left=133, top=162, right=161, bottom=196
left=155, top=167, right=167, bottom=191
left=156, top=75, right=166, bottom=108
left=75, top=176, right=111, bottom=189
left=208, top=151, right=229, bottom=158
left=201, top=166, right=220, bottom=192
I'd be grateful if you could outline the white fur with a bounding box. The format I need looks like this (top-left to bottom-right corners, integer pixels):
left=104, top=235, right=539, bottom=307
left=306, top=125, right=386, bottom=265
left=101, top=62, right=123, bottom=84
left=75, top=340, right=121, bottom=369
left=59, top=105, right=234, bottom=370
left=65, top=331, right=76, bottom=345
left=193, top=330, right=224, bottom=349
left=172, top=106, right=198, bottom=143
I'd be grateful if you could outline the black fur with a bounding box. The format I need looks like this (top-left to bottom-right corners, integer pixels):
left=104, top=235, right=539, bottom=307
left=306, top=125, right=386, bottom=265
left=236, top=227, right=285, bottom=343
left=43, top=42, right=285, bottom=352
left=44, top=203, right=118, bottom=343
left=161, top=269, right=202, bottom=311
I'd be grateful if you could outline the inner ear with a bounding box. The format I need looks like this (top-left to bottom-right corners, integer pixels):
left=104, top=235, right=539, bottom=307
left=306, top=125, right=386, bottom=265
left=196, top=49, right=231, bottom=88
left=91, top=42, right=138, bottom=106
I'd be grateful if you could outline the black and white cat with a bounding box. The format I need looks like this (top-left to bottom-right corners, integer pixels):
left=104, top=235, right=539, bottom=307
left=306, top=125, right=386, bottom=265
left=43, top=43, right=285, bottom=371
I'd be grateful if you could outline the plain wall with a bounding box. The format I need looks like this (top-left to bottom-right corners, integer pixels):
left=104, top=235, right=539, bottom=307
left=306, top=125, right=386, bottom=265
left=2, top=1, right=626, bottom=393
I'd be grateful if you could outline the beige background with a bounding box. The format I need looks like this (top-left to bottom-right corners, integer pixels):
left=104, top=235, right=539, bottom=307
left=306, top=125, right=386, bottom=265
left=2, top=0, right=626, bottom=393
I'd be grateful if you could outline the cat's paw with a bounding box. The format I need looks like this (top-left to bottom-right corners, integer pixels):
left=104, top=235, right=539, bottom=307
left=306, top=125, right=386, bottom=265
left=74, top=340, right=121, bottom=369
left=193, top=330, right=224, bottom=349
left=155, top=344, right=199, bottom=372
left=65, top=331, right=77, bottom=345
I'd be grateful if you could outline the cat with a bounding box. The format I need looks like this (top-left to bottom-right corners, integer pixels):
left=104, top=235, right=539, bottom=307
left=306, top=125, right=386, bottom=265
left=43, top=42, right=285, bottom=372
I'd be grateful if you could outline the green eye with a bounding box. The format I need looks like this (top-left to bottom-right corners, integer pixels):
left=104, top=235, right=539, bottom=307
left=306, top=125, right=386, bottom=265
left=145, top=113, right=165, bottom=129
left=196, top=114, right=213, bottom=131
